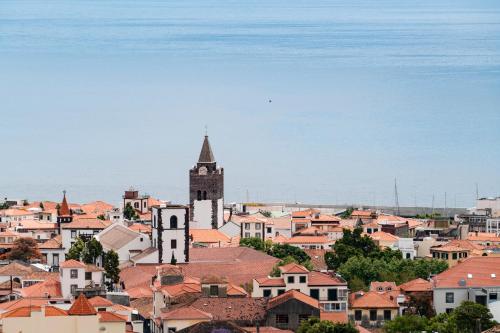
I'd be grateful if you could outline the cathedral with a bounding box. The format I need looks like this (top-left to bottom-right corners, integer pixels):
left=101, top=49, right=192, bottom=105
left=189, top=135, right=224, bottom=229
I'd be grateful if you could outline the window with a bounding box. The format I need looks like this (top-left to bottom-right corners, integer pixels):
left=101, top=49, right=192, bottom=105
left=70, top=269, right=78, bottom=279
left=406, top=253, right=411, bottom=259
left=446, top=292, right=454, bottom=303
left=490, top=293, right=498, bottom=301
left=287, top=276, right=295, bottom=283
left=267, top=227, right=272, bottom=233
left=134, top=202, right=139, bottom=209
left=85, top=272, right=92, bottom=280
left=384, top=310, right=391, bottom=320
left=452, top=252, right=458, bottom=260
left=446, top=308, right=453, bottom=314
left=71, top=230, right=76, bottom=238
left=170, top=215, right=178, bottom=229
left=276, top=314, right=289, bottom=325
left=98, top=308, right=106, bottom=312
left=197, top=191, right=202, bottom=201
left=203, top=191, right=207, bottom=200
left=354, top=310, right=362, bottom=321
left=255, top=223, right=261, bottom=230
left=370, top=310, right=377, bottom=321
left=209, top=285, right=218, bottom=296
left=245, top=232, right=250, bottom=238
left=263, top=289, right=272, bottom=297
left=70, top=284, right=77, bottom=294
left=143, top=202, right=147, bottom=208
left=299, top=276, right=306, bottom=283
left=328, top=289, right=338, bottom=301
left=277, top=289, right=285, bottom=295
left=310, top=289, right=319, bottom=300
left=245, top=223, right=250, bottom=230
left=255, top=232, right=261, bottom=238
left=171, top=239, right=177, bottom=249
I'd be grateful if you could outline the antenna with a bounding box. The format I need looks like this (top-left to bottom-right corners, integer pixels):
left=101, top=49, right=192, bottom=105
left=444, top=192, right=447, bottom=218
left=431, top=194, right=435, bottom=216
left=475, top=183, right=479, bottom=201
left=394, top=178, right=400, bottom=216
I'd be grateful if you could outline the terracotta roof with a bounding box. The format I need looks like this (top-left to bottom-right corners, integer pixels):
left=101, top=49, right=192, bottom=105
left=89, top=296, right=114, bottom=307
left=60, top=259, right=86, bottom=269
left=255, top=276, right=286, bottom=287
left=279, top=262, right=309, bottom=274
left=284, top=236, right=330, bottom=244
left=62, top=218, right=111, bottom=230
left=398, top=278, right=432, bottom=292
left=227, top=283, right=248, bottom=296
left=349, top=291, right=399, bottom=309
left=369, top=231, right=399, bottom=242
left=294, top=226, right=328, bottom=236
left=0, top=262, right=35, bottom=276
left=19, top=278, right=62, bottom=298
left=15, top=220, right=57, bottom=230
left=45, top=306, right=68, bottom=316
left=68, top=293, right=97, bottom=315
left=0, top=298, right=50, bottom=311
left=99, top=311, right=127, bottom=322
left=81, top=201, right=114, bottom=215
left=351, top=210, right=374, bottom=217
left=320, top=311, right=348, bottom=323
left=190, top=297, right=268, bottom=321
left=0, top=209, right=34, bottom=217
left=59, top=193, right=71, bottom=216
left=433, top=257, right=500, bottom=288
left=292, top=209, right=319, bottom=218
left=304, top=249, right=329, bottom=271
left=268, top=290, right=319, bottom=310
left=86, top=264, right=104, bottom=272
left=190, top=229, right=231, bottom=244
left=0, top=306, right=66, bottom=318
left=130, top=297, right=153, bottom=319
left=467, top=232, right=500, bottom=242
left=161, top=306, right=213, bottom=320
left=39, top=235, right=63, bottom=249
left=244, top=328, right=294, bottom=333
left=308, top=271, right=347, bottom=286
left=370, top=281, right=399, bottom=292
left=128, top=223, right=152, bottom=234
left=22, top=271, right=59, bottom=281
left=126, top=285, right=153, bottom=299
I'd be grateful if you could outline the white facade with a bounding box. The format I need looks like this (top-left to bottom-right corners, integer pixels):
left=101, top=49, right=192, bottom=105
left=192, top=200, right=213, bottom=229
left=477, top=197, right=500, bottom=217
left=152, top=205, right=189, bottom=264
left=487, top=218, right=500, bottom=235
left=61, top=228, right=101, bottom=255
left=396, top=238, right=416, bottom=260
left=241, top=222, right=265, bottom=240
left=95, top=223, right=151, bottom=264
left=60, top=264, right=104, bottom=299
left=41, top=248, right=65, bottom=267
left=218, top=221, right=240, bottom=238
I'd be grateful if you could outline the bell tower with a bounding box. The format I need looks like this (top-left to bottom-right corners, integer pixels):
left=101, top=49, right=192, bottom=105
left=189, top=135, right=224, bottom=229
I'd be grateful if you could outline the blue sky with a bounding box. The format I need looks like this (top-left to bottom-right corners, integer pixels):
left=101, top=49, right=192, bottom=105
left=1, top=0, right=499, bottom=207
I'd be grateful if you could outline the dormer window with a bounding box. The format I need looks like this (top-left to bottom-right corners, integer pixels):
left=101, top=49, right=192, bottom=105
left=378, top=287, right=383, bottom=291
left=210, top=285, right=219, bottom=296
left=387, top=287, right=392, bottom=291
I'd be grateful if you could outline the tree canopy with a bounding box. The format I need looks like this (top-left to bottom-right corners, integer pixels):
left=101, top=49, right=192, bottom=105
left=103, top=250, right=120, bottom=286
left=66, top=237, right=103, bottom=264
left=123, top=202, right=139, bottom=220
left=5, top=237, right=42, bottom=262
left=298, top=317, right=359, bottom=333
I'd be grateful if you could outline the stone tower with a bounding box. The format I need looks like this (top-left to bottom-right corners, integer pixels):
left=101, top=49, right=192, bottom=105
left=189, top=135, right=224, bottom=229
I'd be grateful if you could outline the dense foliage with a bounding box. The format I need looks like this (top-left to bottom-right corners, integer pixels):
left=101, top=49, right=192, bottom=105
left=123, top=202, right=139, bottom=220
left=66, top=237, right=103, bottom=264
left=103, top=250, right=120, bottom=286
left=325, top=228, right=448, bottom=291
left=383, top=302, right=496, bottom=333
left=5, top=237, right=42, bottom=261
left=298, top=317, right=359, bottom=333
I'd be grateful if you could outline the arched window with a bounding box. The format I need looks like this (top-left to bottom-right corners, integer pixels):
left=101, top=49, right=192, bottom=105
left=170, top=215, right=178, bottom=229
left=197, top=190, right=202, bottom=201
left=203, top=191, right=207, bottom=200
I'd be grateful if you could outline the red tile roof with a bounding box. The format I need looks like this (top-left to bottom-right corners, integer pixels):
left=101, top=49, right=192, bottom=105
left=190, top=297, right=268, bottom=321
left=369, top=281, right=399, bottom=292
left=128, top=223, right=152, bottom=234
left=308, top=271, right=347, bottom=286
left=320, top=311, right=348, bottom=323
left=61, top=218, right=111, bottom=230
left=190, top=229, right=231, bottom=244
left=89, top=296, right=114, bottom=307
left=60, top=259, right=86, bottom=269
left=59, top=193, right=71, bottom=216
left=279, top=263, right=309, bottom=274
left=161, top=306, right=213, bottom=320
left=39, top=235, right=63, bottom=249
left=284, top=236, right=331, bottom=244
left=349, top=291, right=399, bottom=309
left=68, top=293, right=97, bottom=316
left=255, top=277, right=286, bottom=287
left=398, top=278, right=432, bottom=292
left=98, top=311, right=127, bottom=322
left=268, top=290, right=319, bottom=310
left=432, top=257, right=500, bottom=288
left=19, top=278, right=62, bottom=298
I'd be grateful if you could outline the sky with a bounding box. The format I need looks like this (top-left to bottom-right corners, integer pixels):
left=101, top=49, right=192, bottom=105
left=1, top=0, right=500, bottom=208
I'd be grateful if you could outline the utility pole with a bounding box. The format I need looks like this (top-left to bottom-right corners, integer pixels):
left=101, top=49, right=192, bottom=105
left=431, top=194, right=435, bottom=216
left=444, top=192, right=447, bottom=217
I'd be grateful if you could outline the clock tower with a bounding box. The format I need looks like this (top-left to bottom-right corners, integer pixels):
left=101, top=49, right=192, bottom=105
left=189, top=135, right=224, bottom=229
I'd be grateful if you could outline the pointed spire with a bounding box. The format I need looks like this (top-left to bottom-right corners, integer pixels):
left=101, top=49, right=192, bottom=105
left=198, top=135, right=215, bottom=163
left=59, top=190, right=70, bottom=216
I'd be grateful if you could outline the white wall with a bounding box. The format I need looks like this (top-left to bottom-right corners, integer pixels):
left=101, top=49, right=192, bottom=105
left=153, top=206, right=188, bottom=264
left=60, top=267, right=85, bottom=299
left=192, top=200, right=213, bottom=229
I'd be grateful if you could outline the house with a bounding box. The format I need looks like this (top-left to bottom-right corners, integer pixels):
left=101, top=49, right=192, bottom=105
left=266, top=289, right=320, bottom=331
left=189, top=229, right=232, bottom=247
left=0, top=208, right=35, bottom=223
left=0, top=293, right=127, bottom=333
left=467, top=232, right=500, bottom=247
left=284, top=235, right=334, bottom=250
left=13, top=220, right=57, bottom=241
left=59, top=260, right=104, bottom=299
left=123, top=188, right=152, bottom=215
left=398, top=278, right=433, bottom=314
left=349, top=290, right=400, bottom=328
left=240, top=215, right=266, bottom=240
left=39, top=235, right=65, bottom=269
left=61, top=217, right=111, bottom=253
left=432, top=257, right=500, bottom=315
left=430, top=239, right=484, bottom=267
left=252, top=263, right=348, bottom=313
left=95, top=223, right=151, bottom=263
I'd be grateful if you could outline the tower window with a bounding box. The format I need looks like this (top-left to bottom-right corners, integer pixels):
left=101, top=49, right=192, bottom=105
left=170, top=216, right=178, bottom=229
left=203, top=191, right=207, bottom=200
left=171, top=239, right=177, bottom=249
left=197, top=190, right=201, bottom=201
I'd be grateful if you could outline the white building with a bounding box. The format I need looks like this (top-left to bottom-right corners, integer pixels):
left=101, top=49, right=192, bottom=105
left=61, top=218, right=111, bottom=254
left=59, top=260, right=104, bottom=299
left=39, top=235, right=65, bottom=268
left=396, top=238, right=416, bottom=260
left=152, top=205, right=189, bottom=264
left=123, top=189, right=150, bottom=215
left=477, top=197, right=500, bottom=217
left=95, top=223, right=151, bottom=264
left=240, top=215, right=266, bottom=240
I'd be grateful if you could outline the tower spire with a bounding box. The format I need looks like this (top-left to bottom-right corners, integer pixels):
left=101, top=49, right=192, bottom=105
left=198, top=135, right=215, bottom=163
left=59, top=190, right=70, bottom=216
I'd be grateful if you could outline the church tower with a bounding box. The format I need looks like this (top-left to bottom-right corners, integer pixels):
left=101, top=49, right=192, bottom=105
left=189, top=135, right=224, bottom=229
left=57, top=190, right=73, bottom=234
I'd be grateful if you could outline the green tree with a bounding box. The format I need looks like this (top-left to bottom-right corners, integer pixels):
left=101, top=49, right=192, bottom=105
left=39, top=202, right=45, bottom=210
left=123, top=202, right=138, bottom=220
left=453, top=301, right=496, bottom=333
left=268, top=243, right=311, bottom=264
left=260, top=210, right=272, bottom=218
left=103, top=250, right=120, bottom=286
left=426, top=312, right=456, bottom=333
left=239, top=237, right=266, bottom=251
left=5, top=238, right=42, bottom=262
left=66, top=237, right=85, bottom=261
left=383, top=314, right=428, bottom=333
left=325, top=228, right=379, bottom=270
left=97, top=214, right=106, bottom=220
left=340, top=207, right=354, bottom=219
left=66, top=237, right=103, bottom=264
left=298, top=317, right=359, bottom=333
left=170, top=252, right=177, bottom=265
